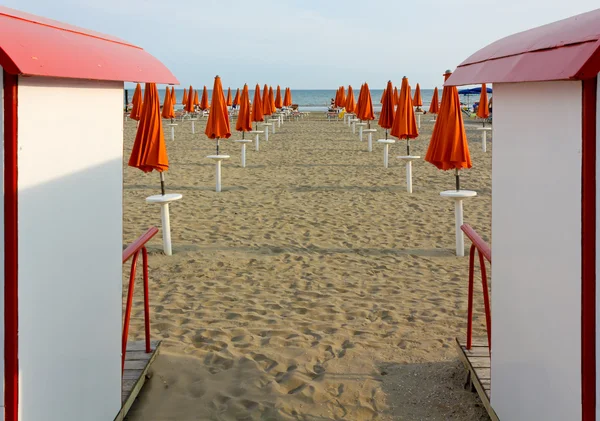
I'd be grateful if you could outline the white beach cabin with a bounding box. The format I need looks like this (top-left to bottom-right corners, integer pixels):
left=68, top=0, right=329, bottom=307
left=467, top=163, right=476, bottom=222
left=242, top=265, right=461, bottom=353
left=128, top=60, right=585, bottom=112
left=0, top=7, right=177, bottom=421
left=447, top=8, right=600, bottom=421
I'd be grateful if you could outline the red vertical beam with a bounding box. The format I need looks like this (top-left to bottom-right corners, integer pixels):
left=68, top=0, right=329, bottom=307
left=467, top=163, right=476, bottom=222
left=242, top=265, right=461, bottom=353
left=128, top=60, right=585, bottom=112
left=4, top=70, right=18, bottom=421
left=582, top=76, right=597, bottom=421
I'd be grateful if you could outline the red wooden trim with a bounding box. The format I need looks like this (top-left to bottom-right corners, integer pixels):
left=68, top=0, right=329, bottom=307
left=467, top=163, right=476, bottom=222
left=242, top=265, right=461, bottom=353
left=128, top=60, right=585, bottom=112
left=4, top=70, right=18, bottom=421
left=581, top=76, right=597, bottom=421
left=122, top=227, right=158, bottom=263
left=461, top=224, right=491, bottom=262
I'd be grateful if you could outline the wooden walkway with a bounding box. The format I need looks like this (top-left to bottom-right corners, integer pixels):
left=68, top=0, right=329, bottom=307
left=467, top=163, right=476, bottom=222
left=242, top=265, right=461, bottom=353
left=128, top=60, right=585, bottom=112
left=455, top=337, right=499, bottom=421
left=115, top=340, right=161, bottom=421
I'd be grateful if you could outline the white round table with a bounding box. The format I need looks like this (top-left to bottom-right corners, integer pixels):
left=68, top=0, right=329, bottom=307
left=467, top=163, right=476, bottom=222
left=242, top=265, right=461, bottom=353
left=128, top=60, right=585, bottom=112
left=146, top=193, right=183, bottom=256
left=206, top=155, right=231, bottom=192
left=377, top=139, right=395, bottom=168
left=364, top=129, right=377, bottom=152
left=166, top=123, right=177, bottom=141
left=346, top=113, right=355, bottom=127
left=260, top=123, right=273, bottom=141
left=234, top=139, right=252, bottom=167
left=189, top=118, right=198, bottom=134
left=477, top=127, right=492, bottom=152
left=268, top=119, right=279, bottom=134
left=440, top=190, right=478, bottom=256
left=397, top=156, right=421, bottom=193
left=248, top=130, right=264, bottom=151
left=349, top=118, right=360, bottom=134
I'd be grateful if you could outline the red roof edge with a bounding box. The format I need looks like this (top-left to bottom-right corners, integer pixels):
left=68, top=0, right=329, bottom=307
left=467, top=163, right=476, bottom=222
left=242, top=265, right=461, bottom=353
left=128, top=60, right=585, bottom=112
left=576, top=39, right=600, bottom=80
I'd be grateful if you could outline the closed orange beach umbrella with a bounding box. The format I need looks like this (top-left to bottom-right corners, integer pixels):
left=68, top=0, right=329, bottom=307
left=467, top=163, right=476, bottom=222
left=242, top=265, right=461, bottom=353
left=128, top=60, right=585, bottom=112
left=226, top=87, right=232, bottom=107
left=275, top=85, right=283, bottom=109
left=338, top=86, right=346, bottom=108
left=425, top=70, right=472, bottom=189
left=345, top=86, right=356, bottom=114
left=393, top=86, right=399, bottom=107
left=269, top=86, right=275, bottom=113
left=476, top=83, right=489, bottom=122
left=413, top=83, right=423, bottom=107
left=130, top=83, right=143, bottom=121
left=380, top=88, right=386, bottom=104
left=334, top=87, right=341, bottom=108
left=391, top=76, right=419, bottom=155
left=193, top=89, right=199, bottom=106
left=378, top=80, right=395, bottom=138
left=205, top=75, right=231, bottom=155
left=357, top=82, right=375, bottom=127
left=287, top=88, right=293, bottom=105
left=200, top=86, right=209, bottom=110
left=429, top=87, right=440, bottom=115
left=251, top=83, right=264, bottom=129
left=355, top=84, right=365, bottom=118
left=185, top=85, right=194, bottom=113
left=182, top=88, right=188, bottom=106
left=129, top=83, right=169, bottom=194
left=161, top=87, right=173, bottom=120
left=233, top=88, right=241, bottom=107
left=170, top=86, right=176, bottom=106
left=262, top=84, right=272, bottom=116
left=236, top=84, right=253, bottom=136
left=283, top=87, right=291, bottom=107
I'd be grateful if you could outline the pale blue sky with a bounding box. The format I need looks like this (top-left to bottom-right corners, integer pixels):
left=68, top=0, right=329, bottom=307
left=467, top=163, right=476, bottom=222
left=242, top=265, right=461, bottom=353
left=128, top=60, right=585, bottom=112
left=4, top=0, right=599, bottom=89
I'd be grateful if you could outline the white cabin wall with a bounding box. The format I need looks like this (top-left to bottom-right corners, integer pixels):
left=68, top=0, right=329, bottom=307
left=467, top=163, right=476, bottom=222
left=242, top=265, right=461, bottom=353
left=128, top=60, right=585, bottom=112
left=491, top=81, right=582, bottom=421
left=0, top=66, right=5, bottom=421
left=16, top=76, right=123, bottom=421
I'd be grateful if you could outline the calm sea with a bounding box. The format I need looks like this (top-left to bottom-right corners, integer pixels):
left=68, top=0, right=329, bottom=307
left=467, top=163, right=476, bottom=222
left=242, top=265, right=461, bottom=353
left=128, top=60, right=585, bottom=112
left=127, top=89, right=444, bottom=112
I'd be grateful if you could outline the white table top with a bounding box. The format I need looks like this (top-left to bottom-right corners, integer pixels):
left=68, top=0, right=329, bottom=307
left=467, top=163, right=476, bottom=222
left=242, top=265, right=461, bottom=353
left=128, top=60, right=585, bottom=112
left=235, top=139, right=253, bottom=143
left=248, top=130, right=264, bottom=134
left=440, top=190, right=477, bottom=199
left=146, top=193, right=183, bottom=204
left=355, top=123, right=367, bottom=126
left=189, top=118, right=198, bottom=121
left=260, top=123, right=273, bottom=126
left=377, top=139, right=396, bottom=144
left=414, top=111, right=424, bottom=115
left=349, top=118, right=360, bottom=122
left=206, top=155, right=231, bottom=160
left=166, top=123, right=178, bottom=126
left=363, top=129, right=377, bottom=132
left=397, top=155, right=421, bottom=160
left=476, top=127, right=493, bottom=131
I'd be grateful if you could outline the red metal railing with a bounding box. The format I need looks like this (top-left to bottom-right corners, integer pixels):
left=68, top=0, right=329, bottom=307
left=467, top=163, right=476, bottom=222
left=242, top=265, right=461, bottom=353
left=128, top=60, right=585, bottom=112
left=461, top=224, right=492, bottom=352
left=122, top=227, right=158, bottom=371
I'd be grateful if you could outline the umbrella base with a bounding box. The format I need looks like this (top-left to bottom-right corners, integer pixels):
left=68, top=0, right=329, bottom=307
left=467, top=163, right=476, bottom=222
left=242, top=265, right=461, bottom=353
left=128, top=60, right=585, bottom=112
left=207, top=155, right=231, bottom=192
left=440, top=190, right=478, bottom=256
left=146, top=193, right=183, bottom=255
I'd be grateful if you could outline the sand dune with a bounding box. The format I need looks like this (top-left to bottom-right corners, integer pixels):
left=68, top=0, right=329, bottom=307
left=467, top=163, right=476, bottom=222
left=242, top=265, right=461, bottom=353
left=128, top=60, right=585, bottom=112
left=123, top=112, right=491, bottom=420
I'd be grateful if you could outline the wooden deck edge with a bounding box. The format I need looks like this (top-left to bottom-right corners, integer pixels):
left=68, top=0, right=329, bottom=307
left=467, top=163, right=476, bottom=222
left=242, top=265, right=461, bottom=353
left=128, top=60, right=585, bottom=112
left=114, top=340, right=162, bottom=421
left=454, top=338, right=500, bottom=421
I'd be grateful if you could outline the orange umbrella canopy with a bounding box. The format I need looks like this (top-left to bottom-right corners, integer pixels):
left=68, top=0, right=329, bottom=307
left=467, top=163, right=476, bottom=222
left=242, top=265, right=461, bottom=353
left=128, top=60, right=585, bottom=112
left=193, top=89, right=199, bottom=106
left=262, top=84, right=272, bottom=116
left=476, top=83, right=490, bottom=119
left=338, top=86, right=346, bottom=108
left=345, top=85, right=356, bottom=114
left=425, top=71, right=472, bottom=171
left=170, top=86, right=176, bottom=105
left=204, top=76, right=231, bottom=141
left=236, top=84, right=253, bottom=133
left=334, top=87, right=341, bottom=107
left=429, top=87, right=440, bottom=114
left=287, top=88, right=293, bottom=105
left=378, top=80, right=395, bottom=133
left=130, top=83, right=143, bottom=121
left=393, top=86, right=399, bottom=107
left=391, top=77, right=418, bottom=153
left=226, top=87, right=232, bottom=107
left=355, top=84, right=365, bottom=117
left=283, top=87, right=290, bottom=107
left=200, top=86, right=209, bottom=110
left=182, top=88, right=188, bottom=106
left=129, top=83, right=169, bottom=173
left=269, top=86, right=276, bottom=113
left=185, top=85, right=194, bottom=113
left=357, top=82, right=375, bottom=122
left=380, top=88, right=386, bottom=104
left=413, top=83, right=423, bottom=107
left=161, top=87, right=173, bottom=119
left=275, top=85, right=283, bottom=108
left=233, top=88, right=241, bottom=107
left=251, top=84, right=264, bottom=124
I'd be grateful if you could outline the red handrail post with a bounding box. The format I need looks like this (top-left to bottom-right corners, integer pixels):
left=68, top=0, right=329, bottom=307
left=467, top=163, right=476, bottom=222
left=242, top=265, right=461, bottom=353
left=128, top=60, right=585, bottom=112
left=122, top=251, right=139, bottom=371
left=479, top=250, right=492, bottom=350
left=142, top=247, right=151, bottom=354
left=467, top=244, right=476, bottom=349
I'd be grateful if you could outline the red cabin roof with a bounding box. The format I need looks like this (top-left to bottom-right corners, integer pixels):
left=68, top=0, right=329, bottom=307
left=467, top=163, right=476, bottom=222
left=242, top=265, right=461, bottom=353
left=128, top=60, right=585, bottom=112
left=447, top=8, right=600, bottom=86
left=0, top=6, right=178, bottom=84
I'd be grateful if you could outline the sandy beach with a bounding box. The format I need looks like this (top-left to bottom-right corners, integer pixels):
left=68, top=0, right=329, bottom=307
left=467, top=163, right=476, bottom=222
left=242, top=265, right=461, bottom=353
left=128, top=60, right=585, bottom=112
left=122, top=112, right=492, bottom=420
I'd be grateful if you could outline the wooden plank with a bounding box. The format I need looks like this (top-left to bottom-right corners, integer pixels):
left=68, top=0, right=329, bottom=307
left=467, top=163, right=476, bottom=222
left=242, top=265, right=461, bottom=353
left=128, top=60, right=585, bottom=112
left=455, top=338, right=499, bottom=421
left=125, top=350, right=155, bottom=361
left=114, top=340, right=162, bottom=421
left=124, top=359, right=150, bottom=371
